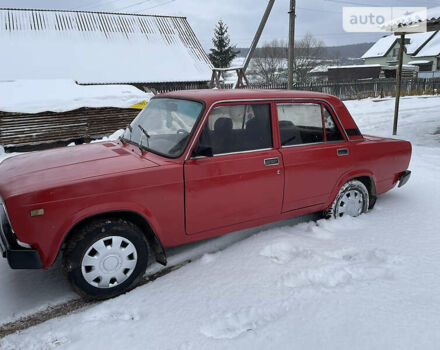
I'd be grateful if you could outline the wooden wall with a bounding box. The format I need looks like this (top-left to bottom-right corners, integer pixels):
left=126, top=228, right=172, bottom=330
left=0, top=107, right=139, bottom=150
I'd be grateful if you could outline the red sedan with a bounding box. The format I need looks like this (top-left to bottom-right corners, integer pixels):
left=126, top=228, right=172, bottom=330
left=0, top=89, right=412, bottom=299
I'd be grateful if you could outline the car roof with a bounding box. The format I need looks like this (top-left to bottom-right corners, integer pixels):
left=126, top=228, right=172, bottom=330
left=158, top=89, right=335, bottom=105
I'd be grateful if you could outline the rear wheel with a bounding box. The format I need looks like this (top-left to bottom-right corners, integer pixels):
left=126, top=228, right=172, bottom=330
left=63, top=218, right=149, bottom=300
left=326, top=180, right=369, bottom=218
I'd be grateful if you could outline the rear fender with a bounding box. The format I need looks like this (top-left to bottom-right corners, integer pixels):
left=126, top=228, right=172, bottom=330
left=328, top=170, right=377, bottom=209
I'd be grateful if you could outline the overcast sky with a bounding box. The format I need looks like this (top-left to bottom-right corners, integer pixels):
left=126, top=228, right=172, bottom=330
left=0, top=0, right=436, bottom=48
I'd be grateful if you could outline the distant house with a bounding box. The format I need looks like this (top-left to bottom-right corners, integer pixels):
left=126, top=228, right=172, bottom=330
left=362, top=32, right=437, bottom=68
left=411, top=31, right=440, bottom=73
left=308, top=64, right=418, bottom=82
left=0, top=8, right=213, bottom=91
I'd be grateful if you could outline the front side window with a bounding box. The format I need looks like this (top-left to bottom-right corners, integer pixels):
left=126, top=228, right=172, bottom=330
left=277, top=103, right=324, bottom=146
left=122, top=98, right=203, bottom=157
left=196, top=104, right=272, bottom=156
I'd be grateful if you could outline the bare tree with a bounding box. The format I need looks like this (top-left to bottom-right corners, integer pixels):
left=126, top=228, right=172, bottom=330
left=249, top=33, right=325, bottom=85
left=294, top=33, right=325, bottom=84
left=250, top=39, right=287, bottom=85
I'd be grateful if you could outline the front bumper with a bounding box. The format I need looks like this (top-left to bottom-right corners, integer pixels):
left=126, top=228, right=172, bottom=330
left=0, top=203, right=42, bottom=269
left=398, top=170, right=411, bottom=188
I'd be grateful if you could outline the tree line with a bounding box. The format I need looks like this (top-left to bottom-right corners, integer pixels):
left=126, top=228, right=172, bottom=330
left=208, top=20, right=326, bottom=85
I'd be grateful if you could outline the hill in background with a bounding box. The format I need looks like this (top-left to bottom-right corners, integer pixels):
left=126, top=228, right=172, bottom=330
left=236, top=42, right=373, bottom=65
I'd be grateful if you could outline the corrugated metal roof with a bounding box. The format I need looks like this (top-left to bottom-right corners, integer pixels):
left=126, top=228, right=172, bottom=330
left=362, top=32, right=437, bottom=59
left=0, top=8, right=213, bottom=84
left=385, top=7, right=440, bottom=32
left=414, top=31, right=440, bottom=57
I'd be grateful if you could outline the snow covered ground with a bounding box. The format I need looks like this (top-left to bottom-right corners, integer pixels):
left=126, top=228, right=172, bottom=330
left=0, top=95, right=439, bottom=349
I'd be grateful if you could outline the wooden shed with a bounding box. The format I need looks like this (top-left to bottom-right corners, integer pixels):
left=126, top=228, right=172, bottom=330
left=0, top=80, right=151, bottom=151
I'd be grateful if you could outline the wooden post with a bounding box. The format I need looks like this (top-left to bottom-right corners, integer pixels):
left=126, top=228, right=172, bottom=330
left=243, top=0, right=275, bottom=73
left=209, top=71, right=216, bottom=88
left=288, top=0, right=296, bottom=90
left=393, top=33, right=405, bottom=135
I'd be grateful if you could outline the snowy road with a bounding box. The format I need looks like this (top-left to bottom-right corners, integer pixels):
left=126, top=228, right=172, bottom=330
left=0, top=95, right=439, bottom=349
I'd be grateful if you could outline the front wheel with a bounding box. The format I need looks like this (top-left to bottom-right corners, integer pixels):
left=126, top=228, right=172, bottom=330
left=62, top=218, right=149, bottom=300
left=326, top=180, right=369, bottom=218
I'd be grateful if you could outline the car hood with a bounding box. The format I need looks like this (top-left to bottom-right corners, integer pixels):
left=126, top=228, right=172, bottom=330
left=0, top=141, right=158, bottom=199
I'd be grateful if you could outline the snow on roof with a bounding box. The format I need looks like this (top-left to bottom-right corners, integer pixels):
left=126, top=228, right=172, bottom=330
left=0, top=80, right=153, bottom=114
left=408, top=60, right=433, bottom=64
left=0, top=9, right=213, bottom=84
left=362, top=32, right=436, bottom=59
left=415, top=31, right=440, bottom=57
left=406, top=32, right=437, bottom=54
left=383, top=6, right=440, bottom=32
left=309, top=65, right=329, bottom=73
left=328, top=64, right=381, bottom=69
left=362, top=35, right=397, bottom=59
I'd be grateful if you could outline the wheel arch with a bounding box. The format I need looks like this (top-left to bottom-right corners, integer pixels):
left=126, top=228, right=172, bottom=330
left=329, top=171, right=377, bottom=210
left=354, top=175, right=377, bottom=209
left=61, top=210, right=167, bottom=267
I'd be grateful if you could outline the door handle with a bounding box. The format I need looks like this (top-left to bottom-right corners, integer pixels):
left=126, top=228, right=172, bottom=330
left=264, top=157, right=279, bottom=166
left=337, top=148, right=349, bottom=156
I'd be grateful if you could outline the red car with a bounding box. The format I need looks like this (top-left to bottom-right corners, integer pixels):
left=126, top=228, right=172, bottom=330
left=0, top=89, right=411, bottom=299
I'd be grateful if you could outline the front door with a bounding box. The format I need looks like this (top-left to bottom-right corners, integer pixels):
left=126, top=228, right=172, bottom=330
left=184, top=102, right=284, bottom=235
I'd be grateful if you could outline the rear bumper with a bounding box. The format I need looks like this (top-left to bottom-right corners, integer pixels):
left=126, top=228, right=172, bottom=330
left=398, top=170, right=411, bottom=188
left=1, top=205, right=42, bottom=269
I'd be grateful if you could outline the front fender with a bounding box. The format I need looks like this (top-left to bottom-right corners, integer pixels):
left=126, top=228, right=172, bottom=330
left=46, top=201, right=163, bottom=268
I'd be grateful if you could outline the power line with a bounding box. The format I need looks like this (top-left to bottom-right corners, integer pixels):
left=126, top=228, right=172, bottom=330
left=297, top=6, right=341, bottom=14
left=133, top=0, right=176, bottom=12
left=75, top=0, right=126, bottom=11
left=115, top=0, right=154, bottom=12
left=323, top=0, right=386, bottom=6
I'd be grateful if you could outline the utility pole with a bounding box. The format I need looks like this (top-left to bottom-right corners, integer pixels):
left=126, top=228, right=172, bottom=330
left=288, top=0, right=296, bottom=90
left=393, top=33, right=405, bottom=135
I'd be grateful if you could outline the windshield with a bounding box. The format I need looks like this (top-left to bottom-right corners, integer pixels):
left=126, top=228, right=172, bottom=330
left=122, top=98, right=204, bottom=158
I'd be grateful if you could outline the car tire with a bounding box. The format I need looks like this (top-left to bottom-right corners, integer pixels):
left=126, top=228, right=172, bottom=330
left=62, top=218, right=149, bottom=300
left=326, top=180, right=370, bottom=219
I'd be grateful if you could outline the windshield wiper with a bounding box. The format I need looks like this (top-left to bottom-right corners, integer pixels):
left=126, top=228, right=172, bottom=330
left=138, top=125, right=151, bottom=149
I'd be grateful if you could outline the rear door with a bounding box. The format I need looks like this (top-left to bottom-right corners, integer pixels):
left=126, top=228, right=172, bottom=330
left=277, top=101, right=351, bottom=212
left=184, top=102, right=284, bottom=235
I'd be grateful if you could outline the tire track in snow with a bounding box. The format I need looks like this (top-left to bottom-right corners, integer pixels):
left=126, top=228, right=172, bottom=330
left=0, top=260, right=191, bottom=339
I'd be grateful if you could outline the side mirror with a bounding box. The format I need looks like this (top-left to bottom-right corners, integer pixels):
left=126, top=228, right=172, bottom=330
left=192, top=144, right=213, bottom=158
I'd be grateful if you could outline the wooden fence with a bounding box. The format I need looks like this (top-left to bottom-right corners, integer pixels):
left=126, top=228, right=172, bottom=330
left=0, top=107, right=139, bottom=150
left=241, top=78, right=440, bottom=100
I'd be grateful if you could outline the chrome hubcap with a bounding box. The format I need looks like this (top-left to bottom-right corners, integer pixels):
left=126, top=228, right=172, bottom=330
left=336, top=190, right=364, bottom=217
left=81, top=236, right=138, bottom=289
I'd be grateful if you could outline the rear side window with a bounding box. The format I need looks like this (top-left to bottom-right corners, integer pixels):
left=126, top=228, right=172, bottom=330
left=323, top=107, right=344, bottom=142
left=197, top=104, right=272, bottom=155
left=277, top=103, right=324, bottom=146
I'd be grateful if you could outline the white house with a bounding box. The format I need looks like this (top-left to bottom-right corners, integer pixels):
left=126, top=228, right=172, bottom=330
left=362, top=32, right=436, bottom=69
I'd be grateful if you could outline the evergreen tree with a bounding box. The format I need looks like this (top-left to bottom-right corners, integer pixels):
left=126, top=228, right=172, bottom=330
left=209, top=20, right=238, bottom=68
